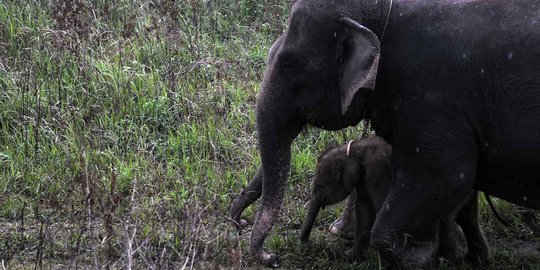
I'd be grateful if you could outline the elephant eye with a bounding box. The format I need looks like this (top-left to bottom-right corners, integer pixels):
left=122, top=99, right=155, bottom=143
left=281, top=59, right=297, bottom=71
left=278, top=52, right=303, bottom=71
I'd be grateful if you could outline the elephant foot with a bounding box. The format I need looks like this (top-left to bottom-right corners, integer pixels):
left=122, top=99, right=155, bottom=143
left=229, top=196, right=252, bottom=232
left=372, top=237, right=437, bottom=270
left=329, top=193, right=356, bottom=239
left=229, top=209, right=249, bottom=232
left=438, top=254, right=458, bottom=266
left=229, top=169, right=263, bottom=232
left=437, top=256, right=458, bottom=269
left=437, top=247, right=459, bottom=265
left=345, top=248, right=355, bottom=261
left=345, top=247, right=366, bottom=262
left=464, top=240, right=489, bottom=266
left=255, top=250, right=280, bottom=268
left=329, top=213, right=355, bottom=240
left=299, top=229, right=310, bottom=243
left=464, top=252, right=490, bottom=266
left=399, top=242, right=437, bottom=270
left=232, top=218, right=250, bottom=232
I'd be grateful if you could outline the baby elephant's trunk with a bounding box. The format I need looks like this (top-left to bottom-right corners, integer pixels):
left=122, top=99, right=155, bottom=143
left=300, top=200, right=321, bottom=242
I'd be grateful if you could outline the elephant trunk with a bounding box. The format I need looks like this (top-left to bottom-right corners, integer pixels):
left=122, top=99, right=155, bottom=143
left=249, top=75, right=304, bottom=266
left=300, top=199, right=321, bottom=242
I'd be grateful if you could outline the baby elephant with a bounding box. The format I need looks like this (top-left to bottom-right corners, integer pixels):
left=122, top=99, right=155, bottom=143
left=300, top=135, right=488, bottom=264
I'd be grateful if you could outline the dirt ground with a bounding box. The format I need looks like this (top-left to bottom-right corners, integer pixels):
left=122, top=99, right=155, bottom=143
left=1, top=205, right=539, bottom=269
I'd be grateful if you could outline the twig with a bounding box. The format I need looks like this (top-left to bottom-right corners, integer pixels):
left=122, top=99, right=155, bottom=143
left=68, top=210, right=88, bottom=270
left=124, top=174, right=138, bottom=270
left=33, top=221, right=45, bottom=270
left=485, top=193, right=511, bottom=227
left=83, top=151, right=99, bottom=268
left=124, top=223, right=135, bottom=270
left=180, top=244, right=191, bottom=270
left=190, top=244, right=196, bottom=270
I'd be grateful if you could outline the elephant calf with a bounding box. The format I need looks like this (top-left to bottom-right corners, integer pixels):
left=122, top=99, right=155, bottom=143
left=300, top=135, right=488, bottom=264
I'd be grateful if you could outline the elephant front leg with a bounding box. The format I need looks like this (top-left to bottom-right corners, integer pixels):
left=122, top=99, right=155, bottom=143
left=348, top=190, right=375, bottom=260
left=229, top=168, right=263, bottom=231
left=250, top=172, right=287, bottom=268
left=249, top=134, right=293, bottom=267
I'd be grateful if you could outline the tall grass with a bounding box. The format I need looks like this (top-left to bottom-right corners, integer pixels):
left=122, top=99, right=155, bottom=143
left=0, top=0, right=538, bottom=269
left=0, top=0, right=364, bottom=268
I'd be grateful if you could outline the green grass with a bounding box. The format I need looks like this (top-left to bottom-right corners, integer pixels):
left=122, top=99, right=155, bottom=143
left=0, top=0, right=539, bottom=269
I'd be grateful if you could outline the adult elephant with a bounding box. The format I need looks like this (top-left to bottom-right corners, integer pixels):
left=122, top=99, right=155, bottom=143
left=229, top=0, right=540, bottom=268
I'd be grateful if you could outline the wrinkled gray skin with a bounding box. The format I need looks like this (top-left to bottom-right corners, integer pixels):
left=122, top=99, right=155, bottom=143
left=229, top=0, right=540, bottom=267
left=328, top=192, right=356, bottom=239
left=299, top=136, right=488, bottom=264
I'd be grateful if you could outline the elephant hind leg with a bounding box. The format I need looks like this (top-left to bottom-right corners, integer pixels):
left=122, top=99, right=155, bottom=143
left=457, top=191, right=489, bottom=265
left=438, top=191, right=479, bottom=264
left=437, top=217, right=459, bottom=263
left=229, top=168, right=262, bottom=231
left=329, top=190, right=356, bottom=239
left=371, top=164, right=477, bottom=269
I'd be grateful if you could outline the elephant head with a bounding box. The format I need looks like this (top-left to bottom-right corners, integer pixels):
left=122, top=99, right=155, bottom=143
left=257, top=11, right=380, bottom=134
left=300, top=147, right=364, bottom=242
left=242, top=0, right=386, bottom=266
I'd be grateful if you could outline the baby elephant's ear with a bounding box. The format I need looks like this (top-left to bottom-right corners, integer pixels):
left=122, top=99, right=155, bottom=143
left=339, top=18, right=381, bottom=115
left=337, top=155, right=366, bottom=187
left=336, top=158, right=345, bottom=184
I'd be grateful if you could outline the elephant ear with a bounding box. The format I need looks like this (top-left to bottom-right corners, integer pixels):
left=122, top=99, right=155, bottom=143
left=337, top=156, right=365, bottom=188
left=339, top=17, right=381, bottom=115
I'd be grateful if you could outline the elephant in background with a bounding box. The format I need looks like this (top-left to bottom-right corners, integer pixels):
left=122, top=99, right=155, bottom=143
left=230, top=0, right=540, bottom=267
left=300, top=135, right=488, bottom=264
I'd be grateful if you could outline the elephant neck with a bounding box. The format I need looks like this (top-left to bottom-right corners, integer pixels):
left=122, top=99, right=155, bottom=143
left=343, top=141, right=365, bottom=165
left=356, top=0, right=393, bottom=41
left=363, top=90, right=374, bottom=122
left=352, top=0, right=396, bottom=143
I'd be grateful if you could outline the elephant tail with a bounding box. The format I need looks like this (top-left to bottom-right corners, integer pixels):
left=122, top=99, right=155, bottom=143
left=484, top=193, right=511, bottom=228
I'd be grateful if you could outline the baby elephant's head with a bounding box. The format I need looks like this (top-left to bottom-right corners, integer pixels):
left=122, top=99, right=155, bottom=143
left=300, top=145, right=364, bottom=242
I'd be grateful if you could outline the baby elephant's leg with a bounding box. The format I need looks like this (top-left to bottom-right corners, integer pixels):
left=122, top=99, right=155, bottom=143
left=457, top=191, right=489, bottom=265
left=329, top=190, right=356, bottom=239
left=348, top=191, right=375, bottom=260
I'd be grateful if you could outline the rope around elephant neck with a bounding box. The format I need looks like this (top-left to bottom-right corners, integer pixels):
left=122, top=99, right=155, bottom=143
left=381, top=0, right=393, bottom=43
left=346, top=140, right=355, bottom=156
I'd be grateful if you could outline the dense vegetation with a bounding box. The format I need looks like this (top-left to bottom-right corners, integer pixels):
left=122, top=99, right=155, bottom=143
left=0, top=0, right=538, bottom=269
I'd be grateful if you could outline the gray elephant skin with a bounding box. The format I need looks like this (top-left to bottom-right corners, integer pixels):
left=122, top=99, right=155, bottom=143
left=300, top=135, right=488, bottom=264
left=229, top=0, right=540, bottom=268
